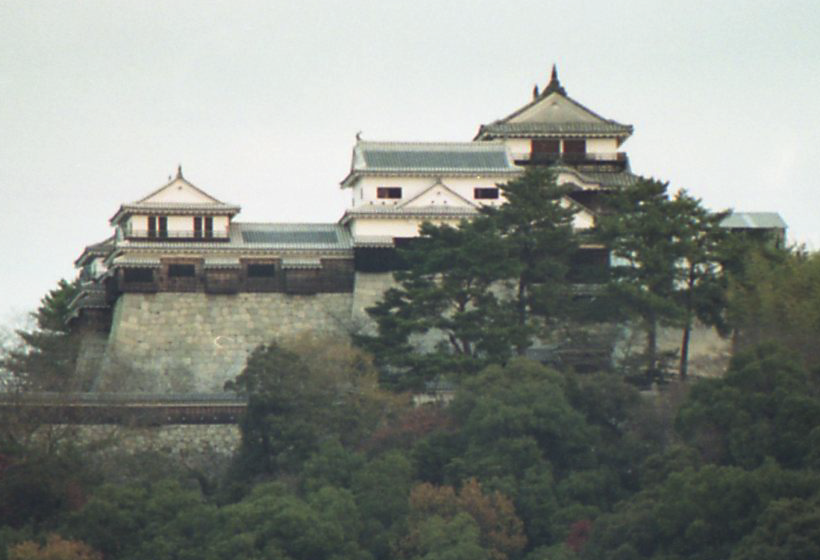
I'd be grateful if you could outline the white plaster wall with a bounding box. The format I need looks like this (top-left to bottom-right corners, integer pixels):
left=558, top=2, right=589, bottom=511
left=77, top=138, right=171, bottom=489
left=167, top=215, right=193, bottom=232
left=353, top=175, right=516, bottom=208
left=144, top=180, right=216, bottom=203
left=585, top=138, right=619, bottom=155
left=351, top=218, right=453, bottom=238
left=125, top=214, right=230, bottom=236
left=501, top=138, right=532, bottom=156
left=213, top=216, right=230, bottom=234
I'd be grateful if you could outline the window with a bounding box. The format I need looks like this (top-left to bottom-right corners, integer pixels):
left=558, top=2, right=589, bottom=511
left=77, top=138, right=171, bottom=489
left=474, top=187, right=499, bottom=200
left=532, top=139, right=559, bottom=154
left=193, top=217, right=202, bottom=238
left=158, top=216, right=168, bottom=238
left=205, top=216, right=213, bottom=238
left=168, top=264, right=196, bottom=277
left=247, top=264, right=276, bottom=278
left=563, top=139, right=586, bottom=154
left=148, top=216, right=157, bottom=238
left=124, top=268, right=154, bottom=283
left=377, top=187, right=402, bottom=199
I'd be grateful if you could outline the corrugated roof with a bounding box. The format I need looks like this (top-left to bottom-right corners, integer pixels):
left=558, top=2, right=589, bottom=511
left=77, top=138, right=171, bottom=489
left=721, top=212, right=787, bottom=230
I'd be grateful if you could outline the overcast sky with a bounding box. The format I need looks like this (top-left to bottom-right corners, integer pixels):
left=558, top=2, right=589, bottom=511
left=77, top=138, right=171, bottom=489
left=1, top=0, right=819, bottom=327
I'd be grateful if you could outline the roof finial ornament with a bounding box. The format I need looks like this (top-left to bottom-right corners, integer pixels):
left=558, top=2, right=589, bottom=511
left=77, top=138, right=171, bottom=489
left=355, top=131, right=362, bottom=141
left=176, top=164, right=183, bottom=179
left=533, top=84, right=539, bottom=99
left=543, top=63, right=566, bottom=96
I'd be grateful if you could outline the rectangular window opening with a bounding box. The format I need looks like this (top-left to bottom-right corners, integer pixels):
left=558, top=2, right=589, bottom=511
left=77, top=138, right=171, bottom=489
left=563, top=139, right=586, bottom=154
left=205, top=216, right=213, bottom=238
left=147, top=216, right=157, bottom=238
left=193, top=217, right=203, bottom=238
left=124, top=268, right=154, bottom=283
left=158, top=216, right=168, bottom=238
left=377, top=187, right=402, bottom=199
left=168, top=264, right=196, bottom=278
left=474, top=187, right=499, bottom=200
left=247, top=264, right=276, bottom=278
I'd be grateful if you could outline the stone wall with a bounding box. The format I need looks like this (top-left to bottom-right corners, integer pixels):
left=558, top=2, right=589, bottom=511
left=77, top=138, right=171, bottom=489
left=351, top=272, right=397, bottom=333
left=94, top=292, right=354, bottom=393
left=56, top=423, right=240, bottom=473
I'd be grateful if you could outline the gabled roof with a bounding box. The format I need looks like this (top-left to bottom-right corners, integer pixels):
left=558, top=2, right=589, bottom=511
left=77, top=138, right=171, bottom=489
left=110, top=167, right=240, bottom=224
left=475, top=66, right=633, bottom=140
left=341, top=141, right=520, bottom=187
left=398, top=180, right=479, bottom=210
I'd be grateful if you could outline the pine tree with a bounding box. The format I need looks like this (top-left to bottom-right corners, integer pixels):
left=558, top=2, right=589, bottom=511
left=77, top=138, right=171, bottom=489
left=2, top=279, right=80, bottom=390
left=358, top=168, right=580, bottom=388
left=598, top=178, right=686, bottom=378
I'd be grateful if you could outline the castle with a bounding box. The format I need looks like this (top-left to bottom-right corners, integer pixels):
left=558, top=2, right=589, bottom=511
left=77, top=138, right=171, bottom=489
left=67, top=67, right=786, bottom=393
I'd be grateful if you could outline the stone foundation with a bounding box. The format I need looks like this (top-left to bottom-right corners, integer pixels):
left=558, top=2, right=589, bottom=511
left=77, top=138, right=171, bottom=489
left=49, top=423, right=240, bottom=473
left=94, top=292, right=354, bottom=393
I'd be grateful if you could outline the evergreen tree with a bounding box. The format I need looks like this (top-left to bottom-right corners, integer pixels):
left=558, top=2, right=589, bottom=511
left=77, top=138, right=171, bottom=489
left=359, top=168, right=580, bottom=388
left=671, top=191, right=729, bottom=379
left=481, top=167, right=579, bottom=352
left=598, top=178, right=684, bottom=377
left=360, top=217, right=521, bottom=388
left=2, top=279, right=80, bottom=390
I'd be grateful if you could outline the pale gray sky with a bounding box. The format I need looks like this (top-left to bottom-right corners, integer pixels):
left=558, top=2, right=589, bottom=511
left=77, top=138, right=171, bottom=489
left=1, top=0, right=819, bottom=325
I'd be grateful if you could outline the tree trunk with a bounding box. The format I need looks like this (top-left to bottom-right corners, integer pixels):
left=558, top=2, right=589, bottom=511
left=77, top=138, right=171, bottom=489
left=679, top=319, right=692, bottom=380
left=647, top=315, right=658, bottom=377
left=515, top=276, right=528, bottom=355
left=679, top=266, right=696, bottom=381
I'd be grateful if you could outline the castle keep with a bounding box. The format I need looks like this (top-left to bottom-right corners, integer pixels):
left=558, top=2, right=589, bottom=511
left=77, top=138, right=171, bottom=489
left=67, top=68, right=785, bottom=392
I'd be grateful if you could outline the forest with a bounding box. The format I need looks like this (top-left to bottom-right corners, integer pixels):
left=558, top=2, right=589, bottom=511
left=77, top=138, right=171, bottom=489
left=1, top=169, right=820, bottom=560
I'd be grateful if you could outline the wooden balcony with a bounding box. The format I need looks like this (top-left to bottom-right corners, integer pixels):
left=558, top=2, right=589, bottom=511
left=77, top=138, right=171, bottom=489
left=512, top=152, right=628, bottom=170
left=124, top=229, right=230, bottom=242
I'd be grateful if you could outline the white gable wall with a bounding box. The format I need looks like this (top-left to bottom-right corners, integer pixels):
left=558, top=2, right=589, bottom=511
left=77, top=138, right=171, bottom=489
left=124, top=214, right=230, bottom=236
left=509, top=94, right=602, bottom=124
left=140, top=179, right=219, bottom=204
left=354, top=175, right=513, bottom=209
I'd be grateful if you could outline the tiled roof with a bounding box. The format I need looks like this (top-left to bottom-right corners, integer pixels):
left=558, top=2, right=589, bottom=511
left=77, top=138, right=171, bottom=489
left=75, top=236, right=116, bottom=266
left=281, top=258, right=322, bottom=269
left=342, top=141, right=520, bottom=185
left=111, top=202, right=241, bottom=224
left=203, top=258, right=241, bottom=268
left=721, top=212, right=787, bottom=230
left=339, top=205, right=478, bottom=223
left=557, top=167, right=641, bottom=189
left=116, top=223, right=353, bottom=252
left=477, top=121, right=633, bottom=138
left=352, top=236, right=396, bottom=248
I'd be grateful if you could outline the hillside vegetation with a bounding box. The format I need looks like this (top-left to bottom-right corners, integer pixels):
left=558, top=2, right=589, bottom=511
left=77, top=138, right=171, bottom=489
left=2, top=170, right=820, bottom=559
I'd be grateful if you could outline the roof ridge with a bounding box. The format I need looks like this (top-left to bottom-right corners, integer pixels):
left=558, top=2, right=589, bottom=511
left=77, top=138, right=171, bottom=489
left=357, top=140, right=507, bottom=150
